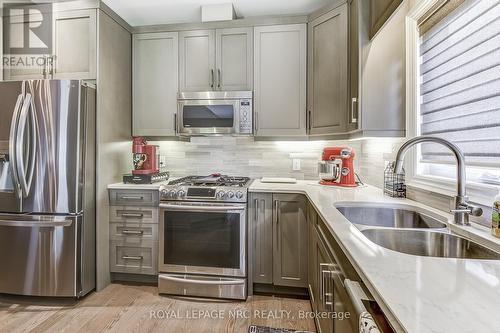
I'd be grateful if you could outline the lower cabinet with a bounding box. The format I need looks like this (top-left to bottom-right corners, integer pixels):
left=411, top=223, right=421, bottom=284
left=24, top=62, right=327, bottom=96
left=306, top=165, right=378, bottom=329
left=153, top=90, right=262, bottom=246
left=249, top=192, right=308, bottom=288
left=108, top=189, right=159, bottom=276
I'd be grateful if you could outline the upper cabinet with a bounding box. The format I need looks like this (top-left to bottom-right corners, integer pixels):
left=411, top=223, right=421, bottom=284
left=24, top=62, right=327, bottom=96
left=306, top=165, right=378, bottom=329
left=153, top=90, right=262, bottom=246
left=179, top=28, right=253, bottom=92
left=52, top=9, right=97, bottom=79
left=2, top=8, right=97, bottom=81
left=179, top=29, right=216, bottom=91
left=133, top=32, right=179, bottom=137
left=254, top=24, right=307, bottom=138
left=307, top=4, right=348, bottom=136
left=216, top=28, right=253, bottom=91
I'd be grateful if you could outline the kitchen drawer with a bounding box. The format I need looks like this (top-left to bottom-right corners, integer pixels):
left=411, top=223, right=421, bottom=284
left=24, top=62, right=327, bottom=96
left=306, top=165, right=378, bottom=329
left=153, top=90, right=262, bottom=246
left=109, top=206, right=158, bottom=224
left=110, top=223, right=158, bottom=242
left=109, top=189, right=159, bottom=206
left=110, top=241, right=157, bottom=275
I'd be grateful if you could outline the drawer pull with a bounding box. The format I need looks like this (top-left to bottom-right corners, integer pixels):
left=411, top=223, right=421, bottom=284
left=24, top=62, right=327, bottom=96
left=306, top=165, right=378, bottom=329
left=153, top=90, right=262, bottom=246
left=121, top=230, right=144, bottom=235
left=120, top=196, right=144, bottom=201
left=120, top=212, right=144, bottom=218
left=122, top=255, right=143, bottom=261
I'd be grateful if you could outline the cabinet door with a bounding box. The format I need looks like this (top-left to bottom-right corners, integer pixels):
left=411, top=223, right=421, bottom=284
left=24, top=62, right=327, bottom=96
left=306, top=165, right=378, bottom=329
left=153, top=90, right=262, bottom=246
left=179, top=30, right=215, bottom=92
left=249, top=193, right=273, bottom=284
left=273, top=193, right=308, bottom=287
left=348, top=0, right=360, bottom=131
left=133, top=32, right=178, bottom=136
left=307, top=202, right=319, bottom=304
left=254, top=24, right=307, bottom=137
left=52, top=9, right=97, bottom=79
left=215, top=27, right=253, bottom=91
left=308, top=4, right=348, bottom=135
left=2, top=13, right=45, bottom=80
left=315, top=228, right=334, bottom=333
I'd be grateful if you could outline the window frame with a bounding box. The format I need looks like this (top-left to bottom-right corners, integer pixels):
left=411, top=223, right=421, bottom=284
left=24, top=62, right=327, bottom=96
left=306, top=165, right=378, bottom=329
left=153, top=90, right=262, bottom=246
left=405, top=0, right=500, bottom=206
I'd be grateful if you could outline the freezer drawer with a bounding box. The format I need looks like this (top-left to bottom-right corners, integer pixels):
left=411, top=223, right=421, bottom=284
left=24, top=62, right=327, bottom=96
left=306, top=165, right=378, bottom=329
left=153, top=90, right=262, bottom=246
left=109, top=206, right=158, bottom=224
left=0, top=215, right=82, bottom=297
left=110, top=241, right=157, bottom=275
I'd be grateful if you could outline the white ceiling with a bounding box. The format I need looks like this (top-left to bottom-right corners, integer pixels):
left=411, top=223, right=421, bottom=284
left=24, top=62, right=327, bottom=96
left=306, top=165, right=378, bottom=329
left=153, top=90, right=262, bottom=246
left=103, top=0, right=332, bottom=26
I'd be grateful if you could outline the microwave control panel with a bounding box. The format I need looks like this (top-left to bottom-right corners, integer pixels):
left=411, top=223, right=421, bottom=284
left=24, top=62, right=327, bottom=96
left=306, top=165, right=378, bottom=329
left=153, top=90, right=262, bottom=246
left=239, top=99, right=253, bottom=134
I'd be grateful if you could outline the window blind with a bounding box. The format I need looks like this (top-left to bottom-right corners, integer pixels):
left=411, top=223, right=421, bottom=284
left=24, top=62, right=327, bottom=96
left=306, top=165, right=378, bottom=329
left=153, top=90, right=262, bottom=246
left=419, top=0, right=500, bottom=169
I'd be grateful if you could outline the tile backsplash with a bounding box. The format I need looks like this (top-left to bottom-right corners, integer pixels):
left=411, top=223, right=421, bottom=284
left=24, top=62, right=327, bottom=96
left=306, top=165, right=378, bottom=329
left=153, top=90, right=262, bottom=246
left=151, top=137, right=404, bottom=186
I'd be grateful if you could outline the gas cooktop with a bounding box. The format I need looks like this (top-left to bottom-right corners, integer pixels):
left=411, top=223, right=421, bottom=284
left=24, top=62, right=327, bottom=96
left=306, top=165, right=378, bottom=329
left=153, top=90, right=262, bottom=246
left=160, top=174, right=252, bottom=203
left=167, top=175, right=251, bottom=187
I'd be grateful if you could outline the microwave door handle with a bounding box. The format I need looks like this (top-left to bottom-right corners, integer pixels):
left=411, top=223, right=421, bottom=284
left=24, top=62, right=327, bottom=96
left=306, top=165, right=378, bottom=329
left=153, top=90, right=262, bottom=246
left=8, top=94, right=24, bottom=193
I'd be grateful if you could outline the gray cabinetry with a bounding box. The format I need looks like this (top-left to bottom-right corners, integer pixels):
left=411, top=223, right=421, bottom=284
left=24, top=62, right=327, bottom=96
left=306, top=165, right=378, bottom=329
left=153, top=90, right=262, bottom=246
left=250, top=192, right=308, bottom=289
left=179, top=29, right=216, bottom=92
left=133, top=32, right=178, bottom=136
left=253, top=24, right=307, bottom=138
left=52, top=9, right=97, bottom=79
left=3, top=8, right=97, bottom=80
left=216, top=27, right=253, bottom=90
left=308, top=4, right=348, bottom=135
left=108, top=189, right=159, bottom=276
left=248, top=193, right=273, bottom=284
left=273, top=193, right=308, bottom=287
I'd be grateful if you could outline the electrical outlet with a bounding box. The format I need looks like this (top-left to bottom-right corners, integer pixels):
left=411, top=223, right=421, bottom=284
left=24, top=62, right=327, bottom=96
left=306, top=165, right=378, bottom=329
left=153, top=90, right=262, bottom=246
left=292, top=159, right=301, bottom=171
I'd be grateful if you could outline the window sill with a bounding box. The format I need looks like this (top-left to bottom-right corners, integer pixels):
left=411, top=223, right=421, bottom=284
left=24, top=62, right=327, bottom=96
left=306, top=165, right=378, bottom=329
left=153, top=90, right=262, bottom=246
left=408, top=175, right=499, bottom=207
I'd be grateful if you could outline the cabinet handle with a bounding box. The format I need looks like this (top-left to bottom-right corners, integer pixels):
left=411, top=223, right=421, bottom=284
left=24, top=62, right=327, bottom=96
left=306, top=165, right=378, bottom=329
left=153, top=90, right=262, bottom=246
left=50, top=55, right=56, bottom=76
left=174, top=113, right=178, bottom=134
left=274, top=200, right=279, bottom=225
left=42, top=55, right=47, bottom=78
left=120, top=212, right=144, bottom=218
left=120, top=196, right=144, bottom=201
left=121, top=230, right=144, bottom=235
left=351, top=97, right=358, bottom=124
left=254, top=112, right=258, bottom=133
left=217, top=69, right=221, bottom=89
left=122, top=255, right=143, bottom=261
left=210, top=69, right=214, bottom=88
left=308, top=110, right=312, bottom=132
left=254, top=199, right=258, bottom=222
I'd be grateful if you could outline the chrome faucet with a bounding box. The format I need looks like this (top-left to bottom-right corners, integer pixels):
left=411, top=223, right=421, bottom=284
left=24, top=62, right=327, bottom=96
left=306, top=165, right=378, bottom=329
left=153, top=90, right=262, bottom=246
left=394, top=135, right=482, bottom=225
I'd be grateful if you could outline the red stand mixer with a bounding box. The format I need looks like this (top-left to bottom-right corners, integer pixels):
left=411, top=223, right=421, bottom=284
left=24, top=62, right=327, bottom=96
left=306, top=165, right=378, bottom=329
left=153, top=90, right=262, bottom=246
left=318, top=147, right=357, bottom=187
left=132, top=137, right=159, bottom=175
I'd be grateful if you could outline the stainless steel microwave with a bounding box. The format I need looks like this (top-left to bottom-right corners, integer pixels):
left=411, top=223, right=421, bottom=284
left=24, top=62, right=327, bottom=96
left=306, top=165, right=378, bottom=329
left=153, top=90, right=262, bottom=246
left=177, top=91, right=253, bottom=136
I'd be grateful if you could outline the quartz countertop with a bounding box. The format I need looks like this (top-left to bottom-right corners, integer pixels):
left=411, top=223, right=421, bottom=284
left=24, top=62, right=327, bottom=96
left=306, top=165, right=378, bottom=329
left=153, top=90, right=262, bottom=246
left=249, top=179, right=500, bottom=333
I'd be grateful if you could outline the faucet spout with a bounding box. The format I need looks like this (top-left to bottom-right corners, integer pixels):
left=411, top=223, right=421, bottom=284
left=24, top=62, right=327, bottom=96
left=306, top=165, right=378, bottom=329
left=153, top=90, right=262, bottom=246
left=393, top=135, right=481, bottom=225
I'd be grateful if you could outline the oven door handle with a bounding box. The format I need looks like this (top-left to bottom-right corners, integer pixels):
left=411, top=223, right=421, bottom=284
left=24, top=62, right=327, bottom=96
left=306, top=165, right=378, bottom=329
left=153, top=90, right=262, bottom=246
left=159, top=275, right=245, bottom=286
left=159, top=203, right=246, bottom=212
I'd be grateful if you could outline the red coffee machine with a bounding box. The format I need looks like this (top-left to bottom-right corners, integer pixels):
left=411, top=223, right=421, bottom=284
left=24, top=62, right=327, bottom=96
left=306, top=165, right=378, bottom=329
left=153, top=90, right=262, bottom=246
left=132, top=137, right=159, bottom=175
left=318, top=147, right=357, bottom=187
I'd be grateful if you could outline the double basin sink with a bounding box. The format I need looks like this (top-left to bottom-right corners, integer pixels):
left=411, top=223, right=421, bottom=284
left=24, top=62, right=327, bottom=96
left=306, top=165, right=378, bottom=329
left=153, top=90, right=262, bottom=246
left=335, top=203, right=500, bottom=260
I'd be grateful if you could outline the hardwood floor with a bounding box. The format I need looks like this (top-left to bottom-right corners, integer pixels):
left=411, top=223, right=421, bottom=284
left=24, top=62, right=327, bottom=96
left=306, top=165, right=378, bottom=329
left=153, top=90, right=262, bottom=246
left=0, top=283, right=317, bottom=333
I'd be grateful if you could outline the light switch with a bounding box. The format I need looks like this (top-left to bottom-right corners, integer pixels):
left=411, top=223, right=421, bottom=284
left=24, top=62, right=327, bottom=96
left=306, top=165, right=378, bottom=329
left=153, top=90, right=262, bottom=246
left=292, top=159, right=301, bottom=171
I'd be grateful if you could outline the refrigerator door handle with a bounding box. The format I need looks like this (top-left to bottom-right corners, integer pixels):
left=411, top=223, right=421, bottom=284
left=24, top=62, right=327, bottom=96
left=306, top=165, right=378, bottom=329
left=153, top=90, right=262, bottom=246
left=16, top=93, right=35, bottom=197
left=8, top=94, right=24, bottom=194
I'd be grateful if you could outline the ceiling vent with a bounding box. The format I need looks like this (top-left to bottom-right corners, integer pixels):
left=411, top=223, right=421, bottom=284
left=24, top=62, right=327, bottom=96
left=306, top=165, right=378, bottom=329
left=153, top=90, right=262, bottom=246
left=201, top=3, right=236, bottom=22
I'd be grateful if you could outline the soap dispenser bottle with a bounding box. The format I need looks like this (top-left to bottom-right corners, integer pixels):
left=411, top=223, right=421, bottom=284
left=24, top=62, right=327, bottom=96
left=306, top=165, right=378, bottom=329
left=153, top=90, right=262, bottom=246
left=492, top=191, right=500, bottom=238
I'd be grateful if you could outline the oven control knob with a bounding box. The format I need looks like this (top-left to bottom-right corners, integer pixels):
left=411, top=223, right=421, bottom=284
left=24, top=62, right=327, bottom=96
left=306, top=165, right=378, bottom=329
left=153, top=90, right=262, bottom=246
left=177, top=190, right=186, bottom=197
left=226, top=191, right=234, bottom=199
left=217, top=191, right=226, bottom=199
left=168, top=190, right=177, bottom=198
left=160, top=188, right=168, bottom=196
left=235, top=191, right=244, bottom=199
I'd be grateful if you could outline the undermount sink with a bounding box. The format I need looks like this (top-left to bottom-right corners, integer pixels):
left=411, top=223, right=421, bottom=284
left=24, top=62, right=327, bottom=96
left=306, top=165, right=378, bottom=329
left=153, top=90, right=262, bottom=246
left=335, top=203, right=448, bottom=229
left=361, top=229, right=500, bottom=260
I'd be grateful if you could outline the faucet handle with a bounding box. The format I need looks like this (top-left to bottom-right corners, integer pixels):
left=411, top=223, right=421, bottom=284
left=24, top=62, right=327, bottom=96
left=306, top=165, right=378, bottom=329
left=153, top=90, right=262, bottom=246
left=450, top=203, right=483, bottom=217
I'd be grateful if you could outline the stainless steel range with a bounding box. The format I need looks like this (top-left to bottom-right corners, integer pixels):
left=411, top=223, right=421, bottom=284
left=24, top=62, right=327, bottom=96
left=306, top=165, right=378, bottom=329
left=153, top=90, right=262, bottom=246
left=158, top=174, right=251, bottom=300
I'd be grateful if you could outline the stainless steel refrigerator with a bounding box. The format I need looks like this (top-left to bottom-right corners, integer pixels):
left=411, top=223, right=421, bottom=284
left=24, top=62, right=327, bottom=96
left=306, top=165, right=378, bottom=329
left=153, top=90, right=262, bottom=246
left=0, top=80, right=95, bottom=297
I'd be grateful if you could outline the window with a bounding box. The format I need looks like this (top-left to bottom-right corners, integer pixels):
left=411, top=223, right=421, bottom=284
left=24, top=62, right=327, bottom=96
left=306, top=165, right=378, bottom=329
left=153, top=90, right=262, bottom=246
left=417, top=0, right=500, bottom=187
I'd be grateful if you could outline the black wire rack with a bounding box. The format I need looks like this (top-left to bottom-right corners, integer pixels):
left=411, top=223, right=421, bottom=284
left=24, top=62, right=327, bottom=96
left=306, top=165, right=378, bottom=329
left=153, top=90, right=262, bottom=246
left=384, top=162, right=406, bottom=198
